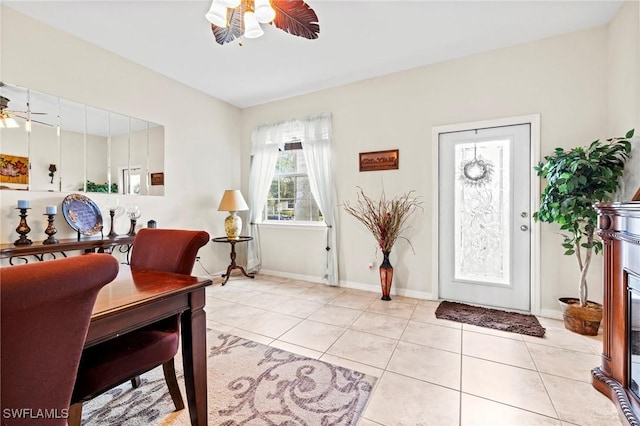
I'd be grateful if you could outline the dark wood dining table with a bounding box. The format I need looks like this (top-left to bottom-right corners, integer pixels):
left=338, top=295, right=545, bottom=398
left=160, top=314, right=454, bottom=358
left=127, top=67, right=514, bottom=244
left=85, top=265, right=212, bottom=426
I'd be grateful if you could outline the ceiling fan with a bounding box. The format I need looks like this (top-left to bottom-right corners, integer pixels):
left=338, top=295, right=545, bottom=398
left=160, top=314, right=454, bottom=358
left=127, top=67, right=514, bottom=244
left=0, top=83, right=50, bottom=129
left=207, top=0, right=319, bottom=45
left=0, top=96, right=20, bottom=129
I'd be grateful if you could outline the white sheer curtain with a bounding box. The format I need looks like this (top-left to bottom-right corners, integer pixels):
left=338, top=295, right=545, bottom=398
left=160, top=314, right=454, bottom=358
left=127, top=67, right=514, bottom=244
left=301, top=113, right=339, bottom=285
left=247, top=113, right=338, bottom=284
left=246, top=126, right=281, bottom=272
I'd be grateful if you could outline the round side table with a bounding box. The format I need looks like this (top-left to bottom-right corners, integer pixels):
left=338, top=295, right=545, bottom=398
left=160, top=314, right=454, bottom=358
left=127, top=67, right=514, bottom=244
left=211, top=236, right=255, bottom=285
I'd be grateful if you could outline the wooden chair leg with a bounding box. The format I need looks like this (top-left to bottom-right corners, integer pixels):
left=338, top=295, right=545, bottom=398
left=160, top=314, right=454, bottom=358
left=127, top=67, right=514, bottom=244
left=130, top=376, right=141, bottom=388
left=162, top=359, right=184, bottom=410
left=67, top=402, right=83, bottom=426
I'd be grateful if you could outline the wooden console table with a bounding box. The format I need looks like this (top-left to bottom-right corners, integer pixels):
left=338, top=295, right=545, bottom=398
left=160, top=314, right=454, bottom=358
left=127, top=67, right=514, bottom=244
left=0, top=235, right=135, bottom=265
left=593, top=202, right=640, bottom=425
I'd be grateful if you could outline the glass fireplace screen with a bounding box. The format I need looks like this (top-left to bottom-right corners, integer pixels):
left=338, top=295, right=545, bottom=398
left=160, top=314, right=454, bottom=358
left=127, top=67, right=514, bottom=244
left=629, top=272, right=640, bottom=399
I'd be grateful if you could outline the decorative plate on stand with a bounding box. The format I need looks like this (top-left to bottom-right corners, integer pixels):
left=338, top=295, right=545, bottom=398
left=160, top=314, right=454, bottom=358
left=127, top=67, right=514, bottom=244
left=62, top=193, right=103, bottom=236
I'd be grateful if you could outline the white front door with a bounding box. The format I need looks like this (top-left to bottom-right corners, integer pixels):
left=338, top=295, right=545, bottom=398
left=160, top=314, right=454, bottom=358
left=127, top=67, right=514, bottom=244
left=438, top=124, right=531, bottom=311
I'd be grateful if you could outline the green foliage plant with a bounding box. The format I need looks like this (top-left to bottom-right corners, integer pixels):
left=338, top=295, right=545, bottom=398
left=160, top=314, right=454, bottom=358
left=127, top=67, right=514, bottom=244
left=81, top=180, right=118, bottom=193
left=533, top=130, right=634, bottom=307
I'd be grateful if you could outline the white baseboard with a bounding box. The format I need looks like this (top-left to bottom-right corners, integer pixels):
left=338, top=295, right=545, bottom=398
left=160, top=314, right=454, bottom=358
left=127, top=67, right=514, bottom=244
left=396, top=288, right=436, bottom=300
left=258, top=269, right=328, bottom=285
left=339, top=279, right=435, bottom=300
left=539, top=308, right=563, bottom=320
left=257, top=270, right=437, bottom=301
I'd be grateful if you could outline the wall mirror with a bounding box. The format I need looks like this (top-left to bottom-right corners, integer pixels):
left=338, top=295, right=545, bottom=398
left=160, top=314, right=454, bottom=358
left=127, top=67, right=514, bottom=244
left=0, top=81, right=165, bottom=196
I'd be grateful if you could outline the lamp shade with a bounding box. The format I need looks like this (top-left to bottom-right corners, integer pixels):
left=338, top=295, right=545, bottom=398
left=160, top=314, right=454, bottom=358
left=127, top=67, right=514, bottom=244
left=0, top=116, right=19, bottom=129
left=255, top=0, right=276, bottom=23
left=219, top=0, right=240, bottom=7
left=243, top=12, right=264, bottom=39
left=205, top=0, right=228, bottom=27
left=217, top=190, right=249, bottom=212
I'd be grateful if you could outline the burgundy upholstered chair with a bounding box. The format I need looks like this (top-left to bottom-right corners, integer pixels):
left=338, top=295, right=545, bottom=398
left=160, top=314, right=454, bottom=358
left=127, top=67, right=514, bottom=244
left=69, top=228, right=210, bottom=424
left=0, top=254, right=119, bottom=426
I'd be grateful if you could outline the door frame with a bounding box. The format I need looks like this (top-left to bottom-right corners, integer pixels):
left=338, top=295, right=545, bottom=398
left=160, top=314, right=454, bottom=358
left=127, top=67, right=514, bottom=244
left=431, top=114, right=541, bottom=314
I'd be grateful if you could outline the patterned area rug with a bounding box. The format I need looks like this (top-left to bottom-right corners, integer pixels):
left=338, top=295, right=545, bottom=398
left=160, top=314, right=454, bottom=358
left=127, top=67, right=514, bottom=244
left=435, top=301, right=546, bottom=337
left=81, top=330, right=376, bottom=425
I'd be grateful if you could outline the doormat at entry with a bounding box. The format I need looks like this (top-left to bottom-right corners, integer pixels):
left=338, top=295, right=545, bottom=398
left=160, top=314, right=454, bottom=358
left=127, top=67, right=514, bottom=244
left=435, top=300, right=546, bottom=337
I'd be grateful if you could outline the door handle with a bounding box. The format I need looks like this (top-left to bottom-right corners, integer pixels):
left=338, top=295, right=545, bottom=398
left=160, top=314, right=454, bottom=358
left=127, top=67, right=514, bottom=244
left=520, top=225, right=529, bottom=231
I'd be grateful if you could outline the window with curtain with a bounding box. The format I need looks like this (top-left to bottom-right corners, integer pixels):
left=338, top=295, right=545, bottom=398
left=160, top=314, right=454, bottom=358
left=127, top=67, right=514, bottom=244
left=266, top=141, right=322, bottom=223
left=248, top=112, right=339, bottom=285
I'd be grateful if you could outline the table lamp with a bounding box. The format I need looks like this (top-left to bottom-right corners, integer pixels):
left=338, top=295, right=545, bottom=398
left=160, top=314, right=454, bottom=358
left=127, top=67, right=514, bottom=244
left=217, top=190, right=249, bottom=239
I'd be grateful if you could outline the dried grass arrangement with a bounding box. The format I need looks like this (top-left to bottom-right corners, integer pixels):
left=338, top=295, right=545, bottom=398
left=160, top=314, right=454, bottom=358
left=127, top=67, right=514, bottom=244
left=343, top=187, right=422, bottom=253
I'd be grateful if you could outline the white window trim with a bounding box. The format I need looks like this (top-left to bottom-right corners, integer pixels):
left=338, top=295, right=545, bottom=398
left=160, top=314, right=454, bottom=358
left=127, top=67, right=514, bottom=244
left=258, top=221, right=327, bottom=230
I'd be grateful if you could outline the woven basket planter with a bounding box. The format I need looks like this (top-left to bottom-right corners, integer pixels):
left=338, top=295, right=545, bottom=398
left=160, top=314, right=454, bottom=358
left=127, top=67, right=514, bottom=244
left=558, top=297, right=603, bottom=336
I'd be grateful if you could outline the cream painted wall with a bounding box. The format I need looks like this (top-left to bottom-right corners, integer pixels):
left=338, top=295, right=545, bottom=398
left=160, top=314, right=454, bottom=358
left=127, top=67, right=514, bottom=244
left=242, top=19, right=637, bottom=316
left=0, top=7, right=242, bottom=273
left=608, top=0, right=640, bottom=135
left=608, top=0, right=640, bottom=203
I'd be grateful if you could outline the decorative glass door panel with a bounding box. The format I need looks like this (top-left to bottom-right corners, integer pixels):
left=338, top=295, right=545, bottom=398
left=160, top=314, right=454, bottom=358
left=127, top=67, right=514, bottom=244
left=454, top=139, right=511, bottom=285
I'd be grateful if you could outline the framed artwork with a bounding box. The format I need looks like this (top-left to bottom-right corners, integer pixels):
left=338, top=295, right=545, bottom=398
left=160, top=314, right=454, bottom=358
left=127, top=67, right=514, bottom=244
left=0, top=154, right=29, bottom=187
left=633, top=187, right=640, bottom=201
left=150, top=172, right=164, bottom=186
left=359, top=149, right=399, bottom=172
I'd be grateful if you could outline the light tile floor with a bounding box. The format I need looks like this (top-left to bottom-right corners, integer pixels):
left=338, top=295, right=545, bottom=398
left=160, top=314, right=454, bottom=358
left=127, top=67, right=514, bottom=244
left=203, top=274, right=623, bottom=426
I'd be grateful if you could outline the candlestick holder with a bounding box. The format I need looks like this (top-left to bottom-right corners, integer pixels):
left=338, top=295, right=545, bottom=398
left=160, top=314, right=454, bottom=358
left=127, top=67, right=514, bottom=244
left=14, top=208, right=33, bottom=246
left=127, top=217, right=138, bottom=236
left=43, top=213, right=59, bottom=244
left=108, top=209, right=119, bottom=238
left=126, top=205, right=141, bottom=236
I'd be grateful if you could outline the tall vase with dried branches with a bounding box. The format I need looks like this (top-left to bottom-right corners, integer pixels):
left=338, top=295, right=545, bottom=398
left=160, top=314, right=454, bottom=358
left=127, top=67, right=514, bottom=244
left=344, top=187, right=422, bottom=300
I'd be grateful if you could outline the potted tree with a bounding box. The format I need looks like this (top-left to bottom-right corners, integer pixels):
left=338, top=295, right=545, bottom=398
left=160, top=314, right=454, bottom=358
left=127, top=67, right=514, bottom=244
left=534, top=129, right=634, bottom=335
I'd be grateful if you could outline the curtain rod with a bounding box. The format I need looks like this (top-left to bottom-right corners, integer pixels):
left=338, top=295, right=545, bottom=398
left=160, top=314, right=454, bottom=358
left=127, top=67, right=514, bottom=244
left=253, top=112, right=331, bottom=132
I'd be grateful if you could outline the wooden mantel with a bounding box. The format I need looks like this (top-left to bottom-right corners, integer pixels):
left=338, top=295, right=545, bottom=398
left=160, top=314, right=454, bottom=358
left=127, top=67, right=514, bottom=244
left=593, top=202, right=640, bottom=425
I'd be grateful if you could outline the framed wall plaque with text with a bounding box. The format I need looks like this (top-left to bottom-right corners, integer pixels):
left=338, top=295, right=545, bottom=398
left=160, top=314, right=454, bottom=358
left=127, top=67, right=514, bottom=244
left=359, top=149, right=399, bottom=172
